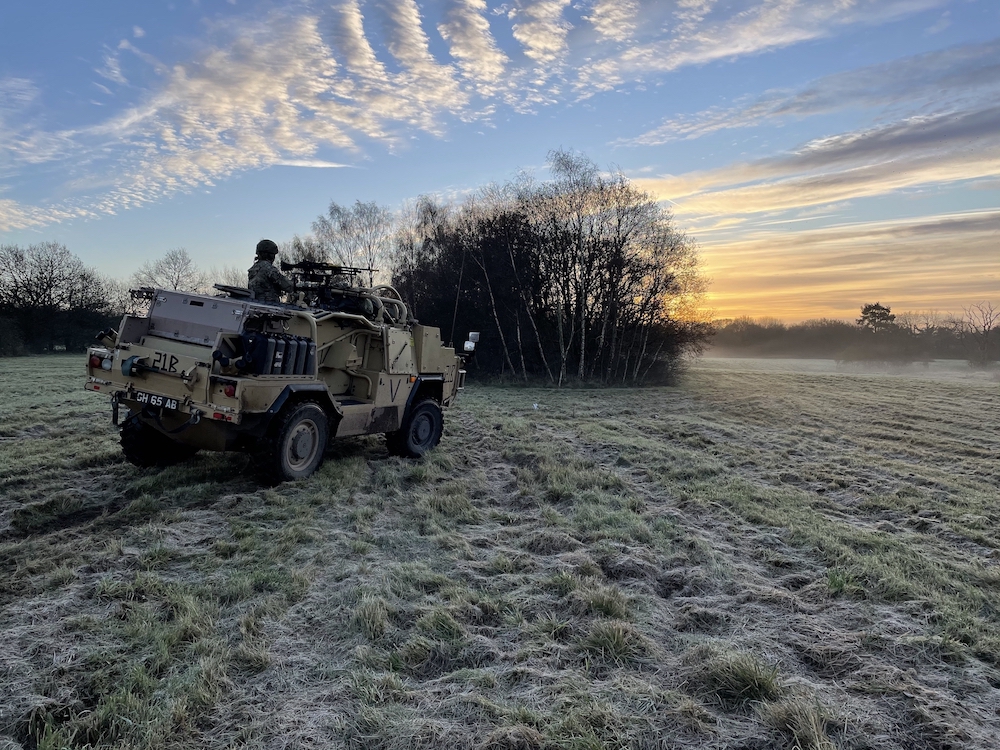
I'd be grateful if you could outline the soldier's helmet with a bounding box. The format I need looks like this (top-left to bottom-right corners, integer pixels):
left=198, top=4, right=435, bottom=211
left=256, top=239, right=279, bottom=259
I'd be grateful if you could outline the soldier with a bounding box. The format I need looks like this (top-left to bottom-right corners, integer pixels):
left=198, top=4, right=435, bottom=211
left=248, top=239, right=293, bottom=303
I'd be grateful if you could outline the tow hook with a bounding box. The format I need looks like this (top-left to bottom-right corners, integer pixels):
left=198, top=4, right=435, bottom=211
left=181, top=368, right=199, bottom=391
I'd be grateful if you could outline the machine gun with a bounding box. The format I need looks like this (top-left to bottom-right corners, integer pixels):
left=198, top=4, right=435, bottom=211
left=279, top=260, right=408, bottom=323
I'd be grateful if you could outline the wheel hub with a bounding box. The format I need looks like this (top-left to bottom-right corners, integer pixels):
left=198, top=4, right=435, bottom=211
left=287, top=422, right=317, bottom=468
left=412, top=416, right=431, bottom=444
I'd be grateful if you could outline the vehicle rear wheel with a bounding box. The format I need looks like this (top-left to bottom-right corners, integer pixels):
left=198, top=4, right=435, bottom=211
left=256, top=402, right=329, bottom=482
left=386, top=398, right=443, bottom=458
left=120, top=415, right=198, bottom=467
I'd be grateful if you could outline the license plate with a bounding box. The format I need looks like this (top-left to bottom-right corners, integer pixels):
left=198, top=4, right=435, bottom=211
left=134, top=391, right=180, bottom=411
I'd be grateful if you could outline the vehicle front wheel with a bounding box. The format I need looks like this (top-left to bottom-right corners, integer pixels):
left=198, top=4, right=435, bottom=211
left=257, top=402, right=329, bottom=482
left=120, top=415, right=198, bottom=467
left=386, top=399, right=443, bottom=458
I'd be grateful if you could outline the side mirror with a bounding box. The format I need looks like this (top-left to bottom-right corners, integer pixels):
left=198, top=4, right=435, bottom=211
left=463, top=340, right=476, bottom=352
left=469, top=332, right=480, bottom=343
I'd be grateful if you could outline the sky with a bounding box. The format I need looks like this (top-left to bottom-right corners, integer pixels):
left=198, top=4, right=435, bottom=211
left=0, top=0, right=998, bottom=322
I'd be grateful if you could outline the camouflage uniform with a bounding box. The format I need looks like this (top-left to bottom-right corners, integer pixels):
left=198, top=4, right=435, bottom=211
left=248, top=258, right=293, bottom=303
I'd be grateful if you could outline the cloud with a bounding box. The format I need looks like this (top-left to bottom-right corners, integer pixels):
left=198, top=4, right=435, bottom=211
left=575, top=0, right=946, bottom=93
left=635, top=104, right=1000, bottom=217
left=275, top=159, right=352, bottom=168
left=625, top=38, right=1000, bottom=145
left=701, top=209, right=1000, bottom=320
left=330, top=0, right=392, bottom=84
left=0, top=0, right=964, bottom=231
left=510, top=0, right=573, bottom=64
left=133, top=26, right=146, bottom=38
left=96, top=48, right=128, bottom=84
left=438, top=0, right=509, bottom=92
left=374, top=0, right=466, bottom=120
left=0, top=198, right=95, bottom=232
left=584, top=0, right=639, bottom=43
left=0, top=78, right=76, bottom=169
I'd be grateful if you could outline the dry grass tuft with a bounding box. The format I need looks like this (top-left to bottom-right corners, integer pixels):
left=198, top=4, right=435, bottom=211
left=353, top=594, right=391, bottom=641
left=579, top=619, right=653, bottom=666
left=688, top=646, right=783, bottom=708
left=760, top=698, right=836, bottom=750
left=571, top=583, right=633, bottom=620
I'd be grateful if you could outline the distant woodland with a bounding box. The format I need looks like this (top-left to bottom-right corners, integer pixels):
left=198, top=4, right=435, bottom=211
left=0, top=243, right=123, bottom=356
left=712, top=302, right=999, bottom=367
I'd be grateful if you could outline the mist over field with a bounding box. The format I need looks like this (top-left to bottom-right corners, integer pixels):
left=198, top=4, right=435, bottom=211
left=3, top=356, right=999, bottom=749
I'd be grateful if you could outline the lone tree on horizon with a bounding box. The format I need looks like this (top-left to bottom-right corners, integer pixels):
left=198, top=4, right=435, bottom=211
left=857, top=302, right=896, bottom=334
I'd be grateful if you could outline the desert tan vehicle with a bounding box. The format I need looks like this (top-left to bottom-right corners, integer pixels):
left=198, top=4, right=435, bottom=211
left=85, top=262, right=476, bottom=482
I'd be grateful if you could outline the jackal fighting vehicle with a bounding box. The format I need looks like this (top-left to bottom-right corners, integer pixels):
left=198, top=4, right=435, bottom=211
left=85, top=262, right=476, bottom=482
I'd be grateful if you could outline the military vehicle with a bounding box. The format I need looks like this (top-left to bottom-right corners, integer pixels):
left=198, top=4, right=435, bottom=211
left=85, top=261, right=477, bottom=482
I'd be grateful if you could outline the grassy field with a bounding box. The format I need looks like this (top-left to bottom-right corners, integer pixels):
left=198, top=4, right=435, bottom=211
left=1, top=355, right=999, bottom=750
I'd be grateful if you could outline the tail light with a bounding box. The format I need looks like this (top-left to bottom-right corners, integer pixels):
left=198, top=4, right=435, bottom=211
left=90, top=355, right=102, bottom=368
left=224, top=384, right=236, bottom=398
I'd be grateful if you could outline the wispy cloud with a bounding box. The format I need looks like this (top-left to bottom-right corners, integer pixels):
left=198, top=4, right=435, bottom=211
left=96, top=47, right=128, bottom=84
left=509, top=0, right=573, bottom=64
left=637, top=105, right=1000, bottom=218
left=584, top=0, right=639, bottom=43
left=0, top=78, right=76, bottom=170
left=576, top=0, right=946, bottom=93
left=0, top=198, right=95, bottom=232
left=630, top=36, right=1000, bottom=223
left=0, top=0, right=965, bottom=232
left=375, top=0, right=466, bottom=122
left=702, top=209, right=1000, bottom=320
left=625, top=38, right=1000, bottom=145
left=438, top=0, right=509, bottom=92
left=275, top=159, right=352, bottom=168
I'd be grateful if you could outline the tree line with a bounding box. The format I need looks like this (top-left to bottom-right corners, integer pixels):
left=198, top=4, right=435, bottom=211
left=0, top=243, right=121, bottom=356
left=2, top=150, right=710, bottom=383
left=712, top=301, right=999, bottom=367
left=287, top=150, right=710, bottom=384
left=0, top=243, right=247, bottom=356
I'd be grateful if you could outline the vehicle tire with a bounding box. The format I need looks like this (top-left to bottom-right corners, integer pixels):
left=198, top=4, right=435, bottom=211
left=256, top=402, right=329, bottom=482
left=386, top=399, right=443, bottom=458
left=120, top=415, right=198, bottom=467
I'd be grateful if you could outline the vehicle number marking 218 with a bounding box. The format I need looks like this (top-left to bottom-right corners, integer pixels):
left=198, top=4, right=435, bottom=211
left=151, top=351, right=180, bottom=372
left=135, top=391, right=178, bottom=410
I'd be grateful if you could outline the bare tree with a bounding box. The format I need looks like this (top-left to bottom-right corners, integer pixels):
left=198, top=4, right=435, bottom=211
left=962, top=301, right=999, bottom=367
left=313, top=201, right=394, bottom=285
left=388, top=151, right=707, bottom=385
left=100, top=276, right=136, bottom=317
left=0, top=242, right=116, bottom=352
left=132, top=248, right=205, bottom=292
left=208, top=264, right=251, bottom=289
left=896, top=310, right=946, bottom=336
left=282, top=234, right=328, bottom=263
